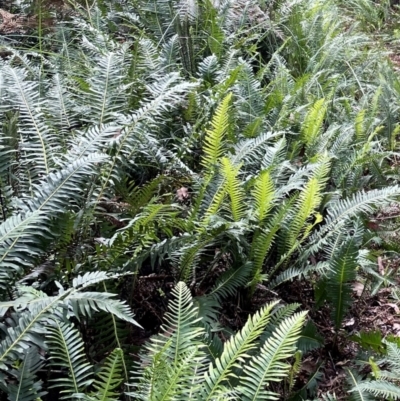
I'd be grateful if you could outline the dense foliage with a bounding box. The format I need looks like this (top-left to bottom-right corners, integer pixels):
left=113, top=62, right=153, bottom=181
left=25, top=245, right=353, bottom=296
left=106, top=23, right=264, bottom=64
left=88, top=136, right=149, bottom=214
left=1, top=0, right=400, bottom=399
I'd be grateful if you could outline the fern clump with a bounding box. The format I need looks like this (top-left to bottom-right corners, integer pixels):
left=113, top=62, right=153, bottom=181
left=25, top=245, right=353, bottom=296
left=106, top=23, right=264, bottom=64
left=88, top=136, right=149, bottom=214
left=128, top=282, right=307, bottom=401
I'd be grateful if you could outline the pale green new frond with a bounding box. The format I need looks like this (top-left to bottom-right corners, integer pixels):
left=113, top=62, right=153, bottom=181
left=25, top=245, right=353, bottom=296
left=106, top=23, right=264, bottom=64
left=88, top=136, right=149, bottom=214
left=252, top=170, right=275, bottom=223
left=201, top=301, right=279, bottom=400
left=239, top=311, right=307, bottom=401
left=355, top=109, right=366, bottom=142
left=201, top=93, right=232, bottom=169
left=301, top=98, right=326, bottom=147
left=288, top=177, right=321, bottom=239
left=47, top=321, right=93, bottom=399
left=286, top=159, right=330, bottom=249
left=220, top=157, right=245, bottom=221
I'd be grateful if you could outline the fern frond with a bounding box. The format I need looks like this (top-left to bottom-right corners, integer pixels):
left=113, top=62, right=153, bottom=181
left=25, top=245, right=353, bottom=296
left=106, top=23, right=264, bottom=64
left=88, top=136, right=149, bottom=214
left=2, top=347, right=45, bottom=401
left=220, top=157, right=245, bottom=221
left=238, top=311, right=307, bottom=401
left=326, top=237, right=358, bottom=329
left=47, top=320, right=93, bottom=399
left=0, top=211, right=42, bottom=245
left=128, top=282, right=206, bottom=399
left=250, top=200, right=295, bottom=289
left=68, top=292, right=140, bottom=326
left=286, top=159, right=329, bottom=249
left=301, top=98, right=326, bottom=148
left=201, top=93, right=232, bottom=169
left=252, top=170, right=275, bottom=223
left=79, top=348, right=124, bottom=401
left=208, top=262, right=253, bottom=301
left=310, top=186, right=400, bottom=251
left=201, top=301, right=279, bottom=400
left=3, top=65, right=56, bottom=179
left=350, top=381, right=400, bottom=400
left=160, top=282, right=204, bottom=365
left=346, top=369, right=374, bottom=401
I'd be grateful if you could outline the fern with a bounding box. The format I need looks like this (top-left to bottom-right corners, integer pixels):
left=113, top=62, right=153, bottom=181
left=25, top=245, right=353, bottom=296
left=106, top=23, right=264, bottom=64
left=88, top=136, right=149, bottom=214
left=201, top=93, right=232, bottom=170
left=238, top=311, right=307, bottom=401
left=0, top=347, right=45, bottom=401
left=128, top=283, right=305, bottom=401
left=301, top=98, right=327, bottom=149
left=75, top=348, right=124, bottom=401
left=220, top=157, right=245, bottom=221
left=252, top=170, right=275, bottom=223
left=326, top=237, right=358, bottom=329
left=47, top=320, right=93, bottom=399
left=200, top=301, right=279, bottom=400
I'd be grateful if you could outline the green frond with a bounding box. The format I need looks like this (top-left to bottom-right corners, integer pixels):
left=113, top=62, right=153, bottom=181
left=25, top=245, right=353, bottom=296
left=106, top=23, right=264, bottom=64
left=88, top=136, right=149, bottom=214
left=201, top=301, right=279, bottom=400
left=346, top=369, right=374, bottom=401
left=123, top=176, right=164, bottom=214
left=286, top=174, right=324, bottom=247
left=0, top=211, right=42, bottom=245
left=47, top=320, right=93, bottom=399
left=80, top=348, right=124, bottom=401
left=250, top=200, right=296, bottom=290
left=0, top=272, right=135, bottom=373
left=3, top=65, right=56, bottom=179
left=355, top=109, right=367, bottom=142
left=297, top=320, right=324, bottom=353
left=178, top=236, right=216, bottom=282
left=326, top=238, right=358, bottom=329
left=0, top=154, right=108, bottom=282
left=267, top=267, right=305, bottom=290
left=83, top=48, right=132, bottom=125
left=207, top=262, right=253, bottom=301
left=301, top=98, right=326, bottom=148
left=201, top=93, right=232, bottom=170
left=67, top=292, right=140, bottom=327
left=0, top=303, right=59, bottom=370
left=231, top=131, right=283, bottom=169
left=252, top=170, right=275, bottom=223
left=220, top=157, right=245, bottom=221
left=128, top=282, right=206, bottom=400
left=160, top=282, right=204, bottom=365
left=1, top=347, right=45, bottom=401
left=201, top=176, right=227, bottom=223
left=350, top=381, right=400, bottom=400
left=238, top=311, right=307, bottom=401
